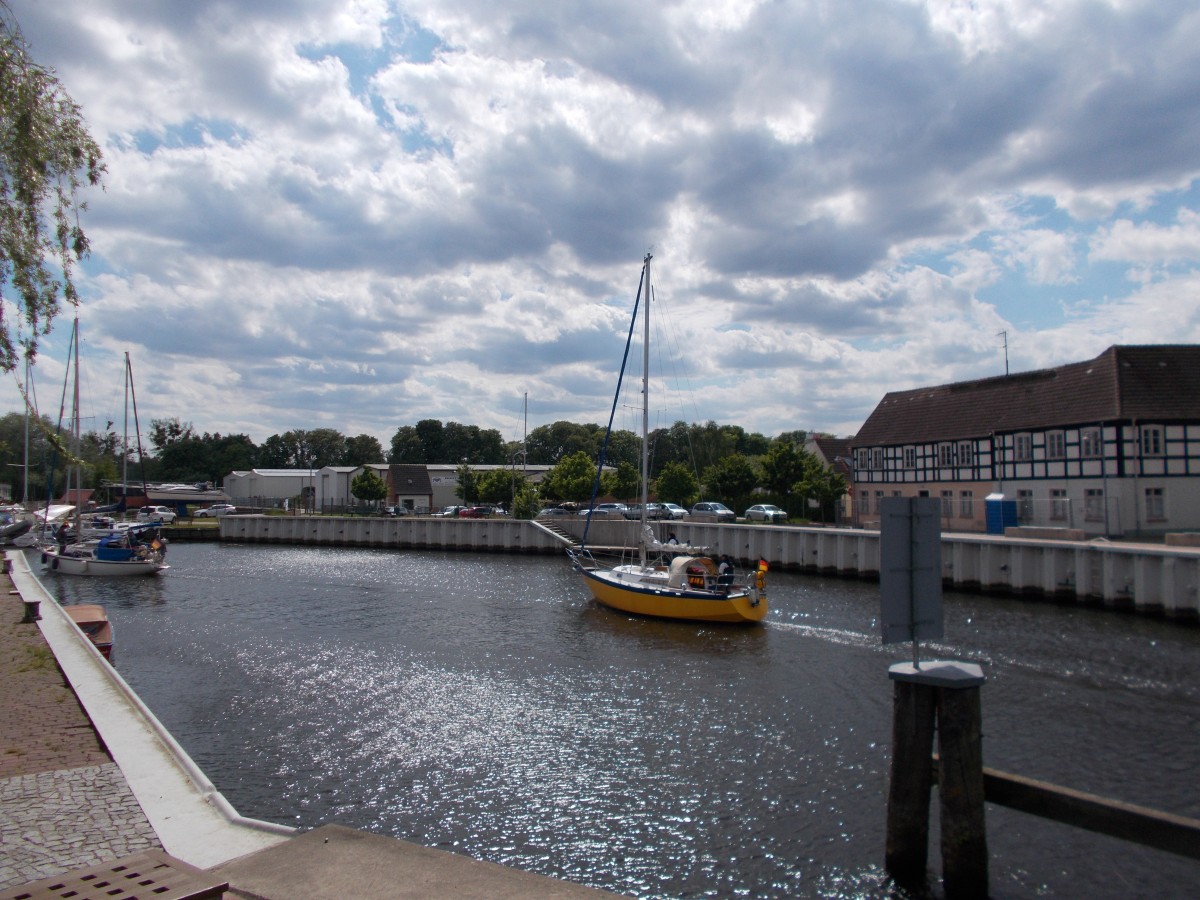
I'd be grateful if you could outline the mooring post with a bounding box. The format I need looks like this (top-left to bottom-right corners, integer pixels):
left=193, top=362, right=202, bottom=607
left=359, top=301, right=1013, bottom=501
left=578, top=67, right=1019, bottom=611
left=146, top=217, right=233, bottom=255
left=886, top=661, right=987, bottom=897
left=885, top=677, right=937, bottom=884
left=937, top=680, right=988, bottom=897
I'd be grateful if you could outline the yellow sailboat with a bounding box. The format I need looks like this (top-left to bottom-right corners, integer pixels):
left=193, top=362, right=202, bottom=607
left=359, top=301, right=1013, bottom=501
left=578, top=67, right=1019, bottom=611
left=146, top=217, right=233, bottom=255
left=569, top=255, right=767, bottom=624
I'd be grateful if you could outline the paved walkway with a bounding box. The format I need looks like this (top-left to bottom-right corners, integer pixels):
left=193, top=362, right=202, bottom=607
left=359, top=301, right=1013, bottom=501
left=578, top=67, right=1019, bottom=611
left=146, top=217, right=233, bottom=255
left=0, top=571, right=159, bottom=890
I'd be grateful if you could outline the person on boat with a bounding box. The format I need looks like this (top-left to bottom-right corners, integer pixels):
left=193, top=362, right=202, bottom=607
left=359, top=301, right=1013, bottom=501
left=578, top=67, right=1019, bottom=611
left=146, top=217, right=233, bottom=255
left=55, top=522, right=72, bottom=551
left=667, top=533, right=679, bottom=545
left=717, top=555, right=735, bottom=593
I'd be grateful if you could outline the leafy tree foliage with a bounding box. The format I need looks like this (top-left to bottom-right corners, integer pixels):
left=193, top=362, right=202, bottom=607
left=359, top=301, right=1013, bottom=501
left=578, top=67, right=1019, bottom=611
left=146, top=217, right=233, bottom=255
left=0, top=9, right=105, bottom=370
left=541, top=450, right=597, bottom=503
left=389, top=419, right=505, bottom=465
left=654, top=461, right=699, bottom=508
left=526, top=420, right=602, bottom=464
left=475, top=468, right=516, bottom=507
left=602, top=459, right=640, bottom=502
left=701, top=453, right=760, bottom=513
left=796, top=459, right=848, bottom=523
left=149, top=417, right=196, bottom=454
left=351, top=468, right=387, bottom=506
left=344, top=434, right=383, bottom=467
left=454, top=462, right=478, bottom=504
left=389, top=425, right=424, bottom=463
left=760, top=440, right=810, bottom=512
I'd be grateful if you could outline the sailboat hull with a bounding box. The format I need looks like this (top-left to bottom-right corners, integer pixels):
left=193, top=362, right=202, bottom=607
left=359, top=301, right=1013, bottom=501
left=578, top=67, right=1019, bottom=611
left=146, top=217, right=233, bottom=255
left=579, top=566, right=768, bottom=624
left=42, top=549, right=167, bottom=576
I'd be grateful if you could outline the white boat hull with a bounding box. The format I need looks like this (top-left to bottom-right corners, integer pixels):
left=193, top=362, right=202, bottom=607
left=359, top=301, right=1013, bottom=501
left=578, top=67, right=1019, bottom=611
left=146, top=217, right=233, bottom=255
left=42, top=549, right=167, bottom=576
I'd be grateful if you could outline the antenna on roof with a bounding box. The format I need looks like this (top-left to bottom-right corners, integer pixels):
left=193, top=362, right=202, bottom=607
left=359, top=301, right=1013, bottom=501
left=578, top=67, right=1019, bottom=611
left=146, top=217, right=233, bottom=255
left=997, top=330, right=1009, bottom=375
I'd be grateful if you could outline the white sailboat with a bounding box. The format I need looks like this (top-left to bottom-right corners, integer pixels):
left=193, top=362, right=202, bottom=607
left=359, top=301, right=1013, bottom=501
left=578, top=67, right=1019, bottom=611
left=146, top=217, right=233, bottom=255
left=40, top=322, right=168, bottom=576
left=568, top=254, right=767, bottom=623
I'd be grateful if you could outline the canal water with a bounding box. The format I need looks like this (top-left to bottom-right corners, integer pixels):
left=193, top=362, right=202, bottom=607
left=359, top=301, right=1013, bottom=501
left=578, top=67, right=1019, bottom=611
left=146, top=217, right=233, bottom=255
left=37, top=543, right=1200, bottom=898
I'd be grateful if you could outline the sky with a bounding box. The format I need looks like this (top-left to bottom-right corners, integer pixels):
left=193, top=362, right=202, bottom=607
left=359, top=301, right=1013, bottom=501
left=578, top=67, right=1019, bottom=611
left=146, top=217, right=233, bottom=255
left=4, top=0, right=1200, bottom=451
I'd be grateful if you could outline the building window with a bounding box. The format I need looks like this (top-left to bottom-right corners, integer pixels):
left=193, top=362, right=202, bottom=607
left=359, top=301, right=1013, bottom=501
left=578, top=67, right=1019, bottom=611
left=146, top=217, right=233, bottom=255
left=871, top=448, right=883, bottom=470
left=875, top=490, right=884, bottom=513
left=1085, top=488, right=1104, bottom=521
left=958, top=442, right=974, bottom=467
left=938, top=443, right=954, bottom=466
left=1047, top=431, right=1065, bottom=459
left=1145, top=487, right=1165, bottom=520
left=856, top=449, right=870, bottom=470
left=1050, top=489, right=1068, bottom=521
left=941, top=490, right=954, bottom=517
left=1014, top=433, right=1032, bottom=461
left=859, top=490, right=869, bottom=514
left=1017, top=489, right=1034, bottom=521
left=1081, top=427, right=1102, bottom=459
left=903, top=446, right=916, bottom=468
left=1141, top=426, right=1163, bottom=457
left=959, top=490, right=974, bottom=518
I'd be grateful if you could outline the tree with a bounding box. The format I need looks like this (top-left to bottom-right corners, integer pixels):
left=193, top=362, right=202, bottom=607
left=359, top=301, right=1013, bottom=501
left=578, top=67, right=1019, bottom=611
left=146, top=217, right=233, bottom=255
left=351, top=468, right=387, bottom=508
left=760, top=440, right=810, bottom=512
left=389, top=425, right=424, bottom=463
left=0, top=9, right=106, bottom=371
left=602, top=460, right=639, bottom=502
left=654, top=461, right=699, bottom=508
left=701, top=453, right=760, bottom=513
left=796, top=460, right=848, bottom=524
left=455, top=461, right=478, bottom=504
left=541, top=450, right=598, bottom=503
left=345, top=433, right=382, bottom=467
left=149, top=418, right=196, bottom=454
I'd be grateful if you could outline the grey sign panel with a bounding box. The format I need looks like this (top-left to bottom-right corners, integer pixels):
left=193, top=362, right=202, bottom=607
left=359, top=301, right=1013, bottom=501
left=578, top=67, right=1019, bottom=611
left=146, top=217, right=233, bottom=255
left=880, top=496, right=943, bottom=644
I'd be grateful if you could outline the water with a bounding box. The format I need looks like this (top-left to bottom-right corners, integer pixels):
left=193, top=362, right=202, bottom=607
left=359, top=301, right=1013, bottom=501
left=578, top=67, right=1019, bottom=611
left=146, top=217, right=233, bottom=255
left=38, top=543, right=1200, bottom=898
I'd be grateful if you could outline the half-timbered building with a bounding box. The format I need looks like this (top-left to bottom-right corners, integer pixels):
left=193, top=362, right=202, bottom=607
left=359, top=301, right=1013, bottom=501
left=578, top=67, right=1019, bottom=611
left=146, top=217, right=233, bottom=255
left=850, top=345, right=1200, bottom=537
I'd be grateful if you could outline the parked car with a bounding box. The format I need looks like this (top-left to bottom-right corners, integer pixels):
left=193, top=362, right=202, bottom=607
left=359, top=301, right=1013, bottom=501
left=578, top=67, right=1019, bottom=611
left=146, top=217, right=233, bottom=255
left=744, top=503, right=787, bottom=523
left=690, top=501, right=736, bottom=521
left=578, top=503, right=629, bottom=519
left=194, top=503, right=236, bottom=517
left=661, top=503, right=690, bottom=519
left=458, top=506, right=497, bottom=518
left=436, top=506, right=467, bottom=517
left=137, top=505, right=178, bottom=524
left=624, top=503, right=669, bottom=520
left=537, top=506, right=572, bottom=517
left=383, top=505, right=409, bottom=517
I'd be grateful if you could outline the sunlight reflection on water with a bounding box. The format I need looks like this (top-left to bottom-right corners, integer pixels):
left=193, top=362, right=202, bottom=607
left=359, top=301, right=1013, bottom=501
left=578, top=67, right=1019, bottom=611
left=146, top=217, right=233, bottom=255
left=39, top=543, right=1200, bottom=898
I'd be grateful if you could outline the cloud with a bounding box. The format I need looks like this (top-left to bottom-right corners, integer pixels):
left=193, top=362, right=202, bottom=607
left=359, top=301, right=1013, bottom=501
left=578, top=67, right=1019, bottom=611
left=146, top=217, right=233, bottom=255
left=4, top=0, right=1199, bottom=450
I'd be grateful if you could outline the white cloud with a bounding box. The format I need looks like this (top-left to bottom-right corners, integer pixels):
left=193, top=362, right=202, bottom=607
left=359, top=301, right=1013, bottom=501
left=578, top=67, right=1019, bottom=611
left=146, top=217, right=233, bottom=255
left=4, top=0, right=1200, bottom=450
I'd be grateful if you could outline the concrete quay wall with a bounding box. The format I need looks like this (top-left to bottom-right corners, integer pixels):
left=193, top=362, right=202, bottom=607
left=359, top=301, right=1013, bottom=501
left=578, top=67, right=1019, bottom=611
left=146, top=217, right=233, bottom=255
left=219, top=516, right=1200, bottom=619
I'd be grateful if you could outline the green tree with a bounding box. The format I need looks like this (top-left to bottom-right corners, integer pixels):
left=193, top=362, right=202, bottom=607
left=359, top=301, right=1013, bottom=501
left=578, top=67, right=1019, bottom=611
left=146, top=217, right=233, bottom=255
left=760, top=440, right=810, bottom=512
left=455, top=462, right=478, bottom=504
left=796, top=460, right=848, bottom=524
left=415, top=419, right=444, bottom=461
left=701, top=453, right=760, bottom=513
left=389, top=425, right=425, bottom=463
left=351, top=468, right=387, bottom=508
left=148, top=417, right=196, bottom=454
left=526, top=420, right=599, bottom=464
left=542, top=450, right=597, bottom=503
left=602, top=459, right=639, bottom=502
left=345, top=433, right=383, bottom=466
left=654, top=460, right=699, bottom=508
left=0, top=10, right=105, bottom=370
left=510, top=479, right=540, bottom=520
left=475, top=468, right=515, bottom=506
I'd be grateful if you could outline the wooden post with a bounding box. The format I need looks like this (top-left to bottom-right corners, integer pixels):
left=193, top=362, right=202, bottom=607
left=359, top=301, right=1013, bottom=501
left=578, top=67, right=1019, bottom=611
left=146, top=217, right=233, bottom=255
left=886, top=661, right=987, bottom=897
left=886, top=679, right=937, bottom=884
left=937, top=683, right=988, bottom=898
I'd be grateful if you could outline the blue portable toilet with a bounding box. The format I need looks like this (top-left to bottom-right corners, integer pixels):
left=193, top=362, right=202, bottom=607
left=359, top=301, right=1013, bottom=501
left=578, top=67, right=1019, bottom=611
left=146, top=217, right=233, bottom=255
left=985, top=493, right=1018, bottom=534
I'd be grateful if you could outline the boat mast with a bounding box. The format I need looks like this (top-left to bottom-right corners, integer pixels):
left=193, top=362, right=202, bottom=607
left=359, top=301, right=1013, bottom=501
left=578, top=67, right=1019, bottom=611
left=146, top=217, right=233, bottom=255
left=72, top=316, right=81, bottom=531
left=639, top=253, right=652, bottom=566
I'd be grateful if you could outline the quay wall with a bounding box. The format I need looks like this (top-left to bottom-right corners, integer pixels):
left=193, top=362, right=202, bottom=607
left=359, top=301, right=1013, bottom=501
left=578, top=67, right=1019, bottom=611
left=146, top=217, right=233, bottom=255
left=218, top=516, right=1200, bottom=619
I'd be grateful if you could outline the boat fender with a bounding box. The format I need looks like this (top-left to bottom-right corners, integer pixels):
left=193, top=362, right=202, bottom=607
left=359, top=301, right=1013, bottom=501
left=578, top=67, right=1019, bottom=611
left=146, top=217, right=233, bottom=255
left=755, top=569, right=766, bottom=592
left=51, top=556, right=58, bottom=570
left=40, top=553, right=47, bottom=565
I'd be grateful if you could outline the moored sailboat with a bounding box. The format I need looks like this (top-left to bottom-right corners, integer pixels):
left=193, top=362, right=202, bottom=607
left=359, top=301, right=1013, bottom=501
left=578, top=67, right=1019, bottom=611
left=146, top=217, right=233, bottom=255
left=568, top=254, right=767, bottom=624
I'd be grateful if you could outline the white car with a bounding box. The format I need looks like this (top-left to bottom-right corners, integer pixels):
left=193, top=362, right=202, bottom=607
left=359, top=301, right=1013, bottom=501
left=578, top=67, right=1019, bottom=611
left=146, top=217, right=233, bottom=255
left=744, top=503, right=787, bottom=523
left=136, top=505, right=178, bottom=524
left=661, top=503, right=690, bottom=519
left=195, top=503, right=236, bottom=517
